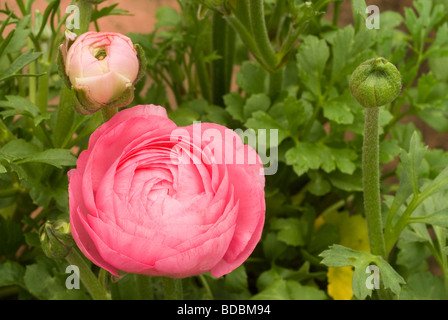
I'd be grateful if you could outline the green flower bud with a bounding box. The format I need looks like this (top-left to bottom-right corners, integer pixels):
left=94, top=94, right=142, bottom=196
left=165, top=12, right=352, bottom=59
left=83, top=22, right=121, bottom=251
left=349, top=57, right=402, bottom=108
left=39, top=220, right=75, bottom=259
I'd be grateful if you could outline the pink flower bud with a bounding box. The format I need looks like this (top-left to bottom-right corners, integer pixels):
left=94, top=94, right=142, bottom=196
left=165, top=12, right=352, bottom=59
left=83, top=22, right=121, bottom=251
left=63, top=32, right=142, bottom=114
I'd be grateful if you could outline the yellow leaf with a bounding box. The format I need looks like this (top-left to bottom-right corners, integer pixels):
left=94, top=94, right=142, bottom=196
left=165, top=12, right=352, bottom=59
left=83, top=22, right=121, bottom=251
left=327, top=266, right=354, bottom=300
left=339, top=214, right=370, bottom=252
left=314, top=215, right=325, bottom=231
left=317, top=210, right=370, bottom=300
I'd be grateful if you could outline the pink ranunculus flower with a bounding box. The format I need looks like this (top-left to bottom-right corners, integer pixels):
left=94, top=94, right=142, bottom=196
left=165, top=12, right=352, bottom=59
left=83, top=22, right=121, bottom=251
left=61, top=32, right=144, bottom=114
left=68, top=105, right=265, bottom=278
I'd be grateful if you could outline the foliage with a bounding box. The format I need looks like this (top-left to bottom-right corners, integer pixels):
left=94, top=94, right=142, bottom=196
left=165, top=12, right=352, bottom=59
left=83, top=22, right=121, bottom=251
left=0, top=0, right=447, bottom=300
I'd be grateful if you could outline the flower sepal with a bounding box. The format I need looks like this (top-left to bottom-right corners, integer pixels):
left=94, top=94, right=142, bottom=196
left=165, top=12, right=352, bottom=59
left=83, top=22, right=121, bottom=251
left=73, top=82, right=135, bottom=115
left=39, top=219, right=75, bottom=259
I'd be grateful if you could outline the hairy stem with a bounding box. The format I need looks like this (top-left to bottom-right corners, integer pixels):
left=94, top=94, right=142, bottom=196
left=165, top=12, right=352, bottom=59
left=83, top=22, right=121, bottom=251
left=211, top=12, right=236, bottom=106
left=65, top=249, right=111, bottom=300
left=363, top=107, right=386, bottom=258
left=135, top=274, right=154, bottom=300
left=163, top=278, right=183, bottom=300
left=248, top=0, right=277, bottom=70
left=101, top=106, right=118, bottom=122
left=77, top=0, right=92, bottom=35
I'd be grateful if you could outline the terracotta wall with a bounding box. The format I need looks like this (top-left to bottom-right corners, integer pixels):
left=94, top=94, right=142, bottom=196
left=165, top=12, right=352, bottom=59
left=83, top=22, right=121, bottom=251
left=3, top=0, right=416, bottom=33
left=2, top=0, right=180, bottom=34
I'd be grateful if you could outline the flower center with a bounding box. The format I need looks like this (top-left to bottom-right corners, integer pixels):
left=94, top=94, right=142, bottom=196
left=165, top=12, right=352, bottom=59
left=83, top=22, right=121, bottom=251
left=93, top=47, right=107, bottom=60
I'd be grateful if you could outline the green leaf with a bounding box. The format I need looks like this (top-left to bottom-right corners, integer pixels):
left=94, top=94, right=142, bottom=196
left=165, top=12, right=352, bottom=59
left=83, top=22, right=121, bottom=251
left=262, top=232, right=289, bottom=262
left=328, top=169, right=363, bottom=192
left=296, top=35, right=330, bottom=97
left=429, top=55, right=448, bottom=81
left=399, top=272, right=447, bottom=300
left=91, top=3, right=131, bottom=22
left=425, top=23, right=448, bottom=59
left=425, top=148, right=448, bottom=170
left=307, top=171, right=331, bottom=196
left=0, top=260, right=25, bottom=287
left=236, top=61, right=267, bottom=95
left=225, top=265, right=249, bottom=294
left=418, top=109, right=448, bottom=133
left=379, top=139, right=401, bottom=164
left=252, top=279, right=326, bottom=300
left=396, top=239, right=430, bottom=271
left=285, top=142, right=322, bottom=176
left=243, top=93, right=271, bottom=119
left=0, top=217, right=25, bottom=258
left=223, top=92, right=245, bottom=122
left=155, top=7, right=181, bottom=28
left=24, top=262, right=89, bottom=300
left=409, top=209, right=448, bottom=227
left=323, top=99, right=354, bottom=125
left=320, top=244, right=405, bottom=299
left=282, top=96, right=310, bottom=134
left=420, top=165, right=448, bottom=199
left=330, top=26, right=355, bottom=84
left=0, top=95, right=40, bottom=119
left=16, top=149, right=77, bottom=168
left=286, top=281, right=327, bottom=300
left=326, top=147, right=358, bottom=175
left=0, top=51, right=43, bottom=82
left=24, top=231, right=41, bottom=247
left=309, top=223, right=339, bottom=254
left=203, top=104, right=232, bottom=126
left=351, top=0, right=367, bottom=31
left=390, top=122, right=419, bottom=151
left=396, top=132, right=427, bottom=199
left=110, top=273, right=140, bottom=300
left=245, top=111, right=289, bottom=148
left=271, top=218, right=304, bottom=247
left=168, top=108, right=200, bottom=127
left=3, top=15, right=31, bottom=54
left=404, top=1, right=445, bottom=48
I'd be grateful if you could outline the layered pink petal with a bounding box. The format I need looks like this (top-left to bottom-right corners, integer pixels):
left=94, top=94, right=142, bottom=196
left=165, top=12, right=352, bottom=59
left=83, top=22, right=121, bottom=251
left=74, top=71, right=130, bottom=105
left=68, top=104, right=265, bottom=279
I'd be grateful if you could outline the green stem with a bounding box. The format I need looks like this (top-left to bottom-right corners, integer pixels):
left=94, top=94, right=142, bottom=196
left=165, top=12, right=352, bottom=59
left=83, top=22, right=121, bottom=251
left=196, top=55, right=212, bottom=102
left=65, top=248, right=111, bottom=300
left=0, top=186, right=24, bottom=197
left=53, top=86, right=75, bottom=147
left=267, top=0, right=285, bottom=39
left=77, top=0, right=93, bottom=35
left=162, top=278, right=183, bottom=300
left=0, top=286, right=18, bottom=299
left=434, top=227, right=448, bottom=298
left=363, top=107, right=386, bottom=258
left=333, top=1, right=341, bottom=25
left=277, top=23, right=305, bottom=63
left=53, top=0, right=93, bottom=144
left=0, top=118, right=14, bottom=144
left=135, top=274, right=154, bottom=300
left=268, top=67, right=283, bottom=98
left=303, top=97, right=323, bottom=140
left=385, top=178, right=444, bottom=254
left=101, top=106, right=118, bottom=122
left=224, top=15, right=263, bottom=67
left=98, top=268, right=108, bottom=290
left=198, top=274, right=213, bottom=300
left=27, top=39, right=37, bottom=105
left=248, top=0, right=277, bottom=70
left=37, top=64, right=49, bottom=114
left=211, top=12, right=236, bottom=106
